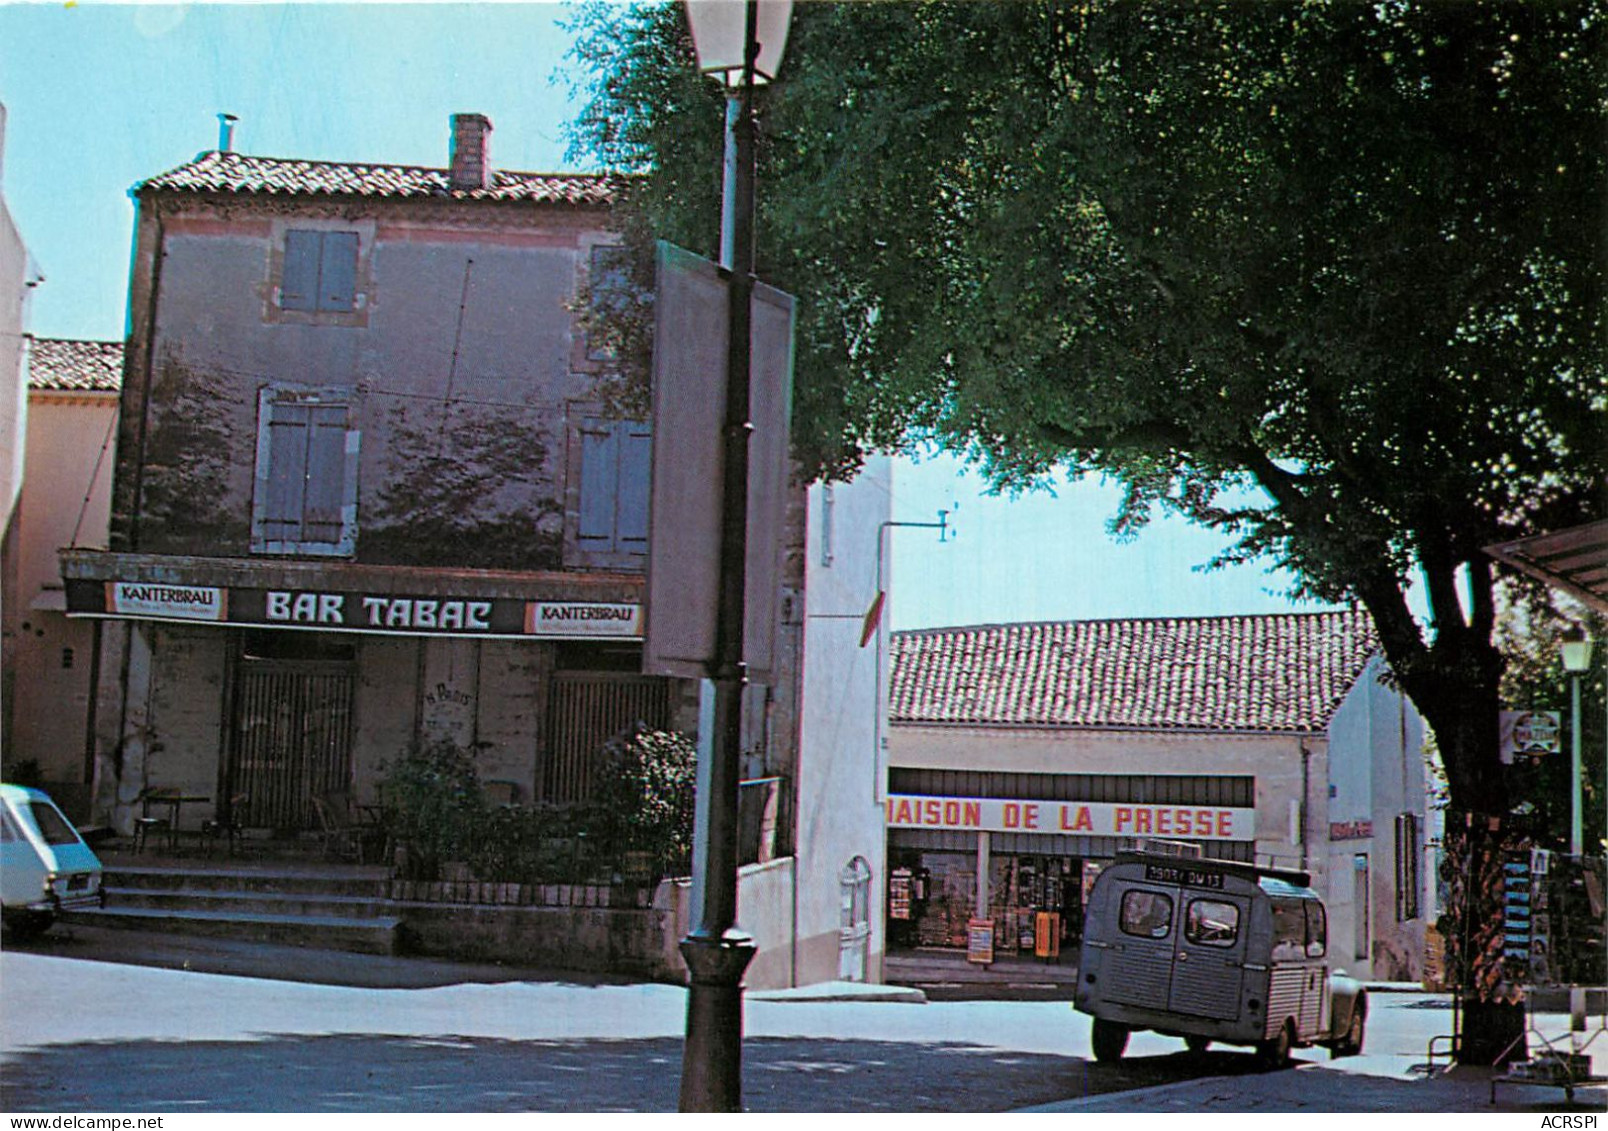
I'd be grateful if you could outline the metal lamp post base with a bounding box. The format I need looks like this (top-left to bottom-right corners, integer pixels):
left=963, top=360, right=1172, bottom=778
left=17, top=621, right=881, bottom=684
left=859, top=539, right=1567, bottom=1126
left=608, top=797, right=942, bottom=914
left=679, top=929, right=758, bottom=1112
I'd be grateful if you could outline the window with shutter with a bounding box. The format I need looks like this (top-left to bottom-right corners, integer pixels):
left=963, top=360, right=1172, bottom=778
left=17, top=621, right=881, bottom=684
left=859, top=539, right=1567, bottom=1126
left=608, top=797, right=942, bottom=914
left=279, top=229, right=360, bottom=313
left=252, top=386, right=360, bottom=556
left=574, top=418, right=651, bottom=564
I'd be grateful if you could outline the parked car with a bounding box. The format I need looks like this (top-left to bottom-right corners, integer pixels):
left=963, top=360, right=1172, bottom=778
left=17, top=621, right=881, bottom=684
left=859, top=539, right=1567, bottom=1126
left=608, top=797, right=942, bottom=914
left=1074, top=850, right=1367, bottom=1066
left=0, top=784, right=105, bottom=939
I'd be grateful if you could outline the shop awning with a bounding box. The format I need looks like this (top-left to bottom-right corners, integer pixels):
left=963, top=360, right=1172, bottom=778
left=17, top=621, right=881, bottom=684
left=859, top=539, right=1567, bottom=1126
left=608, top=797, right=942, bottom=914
left=1486, top=519, right=1608, bottom=615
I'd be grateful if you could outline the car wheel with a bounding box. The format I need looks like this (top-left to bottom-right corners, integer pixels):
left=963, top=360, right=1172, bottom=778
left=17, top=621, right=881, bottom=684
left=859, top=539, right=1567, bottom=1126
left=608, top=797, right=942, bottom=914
left=1091, top=1018, right=1130, bottom=1064
left=1184, top=1035, right=1211, bottom=1056
left=1257, top=1020, right=1294, bottom=1069
left=1333, top=999, right=1366, bottom=1058
left=1, top=909, right=54, bottom=941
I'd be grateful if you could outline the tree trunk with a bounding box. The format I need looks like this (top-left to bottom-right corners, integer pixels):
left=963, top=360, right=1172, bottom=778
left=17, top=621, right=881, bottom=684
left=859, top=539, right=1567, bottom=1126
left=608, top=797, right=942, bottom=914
left=1358, top=578, right=1525, bottom=1064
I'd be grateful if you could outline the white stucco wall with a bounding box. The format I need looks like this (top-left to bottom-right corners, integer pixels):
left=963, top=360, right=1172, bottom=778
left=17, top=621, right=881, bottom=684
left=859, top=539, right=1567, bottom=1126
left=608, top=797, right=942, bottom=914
left=787, top=459, right=892, bottom=985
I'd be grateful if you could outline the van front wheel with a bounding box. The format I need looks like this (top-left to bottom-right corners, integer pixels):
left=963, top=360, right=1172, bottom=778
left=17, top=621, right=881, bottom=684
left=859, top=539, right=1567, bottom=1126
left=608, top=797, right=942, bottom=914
left=1091, top=1018, right=1130, bottom=1064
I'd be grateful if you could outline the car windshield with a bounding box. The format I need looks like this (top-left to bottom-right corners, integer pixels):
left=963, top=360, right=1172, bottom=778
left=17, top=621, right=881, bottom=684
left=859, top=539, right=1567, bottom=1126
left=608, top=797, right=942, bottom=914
left=25, top=800, right=82, bottom=846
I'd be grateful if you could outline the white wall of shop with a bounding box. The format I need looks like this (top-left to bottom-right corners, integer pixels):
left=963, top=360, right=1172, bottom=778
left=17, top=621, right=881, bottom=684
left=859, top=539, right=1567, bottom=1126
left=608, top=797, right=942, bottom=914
left=789, top=459, right=892, bottom=985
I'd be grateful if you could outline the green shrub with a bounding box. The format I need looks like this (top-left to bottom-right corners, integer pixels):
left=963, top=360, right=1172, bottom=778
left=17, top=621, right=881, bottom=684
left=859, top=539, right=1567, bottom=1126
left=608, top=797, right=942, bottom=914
left=587, top=726, right=697, bottom=881
left=379, top=739, right=485, bottom=881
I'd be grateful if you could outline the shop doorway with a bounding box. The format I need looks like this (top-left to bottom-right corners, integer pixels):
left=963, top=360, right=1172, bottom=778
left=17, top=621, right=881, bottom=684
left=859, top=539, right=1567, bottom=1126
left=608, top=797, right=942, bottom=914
left=839, top=856, right=873, bottom=982
left=226, top=633, right=356, bottom=831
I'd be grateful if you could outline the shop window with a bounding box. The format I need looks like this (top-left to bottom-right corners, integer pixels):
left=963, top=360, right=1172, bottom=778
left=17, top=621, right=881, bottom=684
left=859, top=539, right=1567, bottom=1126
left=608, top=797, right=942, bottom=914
left=1185, top=899, right=1240, bottom=948
left=574, top=417, right=650, bottom=564
left=251, top=386, right=360, bottom=557
left=1119, top=889, right=1173, bottom=939
left=281, top=229, right=359, bottom=313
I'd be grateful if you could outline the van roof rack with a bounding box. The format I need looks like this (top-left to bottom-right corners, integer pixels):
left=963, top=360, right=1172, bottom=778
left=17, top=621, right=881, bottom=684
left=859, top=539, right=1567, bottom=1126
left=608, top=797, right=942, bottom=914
left=1112, top=848, right=1313, bottom=890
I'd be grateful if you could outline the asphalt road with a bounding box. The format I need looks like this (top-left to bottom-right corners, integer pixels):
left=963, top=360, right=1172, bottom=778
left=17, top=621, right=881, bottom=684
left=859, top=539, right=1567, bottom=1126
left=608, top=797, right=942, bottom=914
left=0, top=924, right=1533, bottom=1113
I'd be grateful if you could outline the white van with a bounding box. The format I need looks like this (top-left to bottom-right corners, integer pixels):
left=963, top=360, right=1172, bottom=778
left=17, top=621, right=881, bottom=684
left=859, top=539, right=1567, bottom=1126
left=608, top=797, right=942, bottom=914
left=0, top=784, right=105, bottom=939
left=1074, top=850, right=1367, bottom=1065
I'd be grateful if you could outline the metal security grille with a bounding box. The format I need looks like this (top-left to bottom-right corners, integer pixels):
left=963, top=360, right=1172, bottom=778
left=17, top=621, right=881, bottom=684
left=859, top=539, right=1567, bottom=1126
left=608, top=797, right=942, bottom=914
left=227, top=660, right=355, bottom=830
left=540, top=672, right=670, bottom=805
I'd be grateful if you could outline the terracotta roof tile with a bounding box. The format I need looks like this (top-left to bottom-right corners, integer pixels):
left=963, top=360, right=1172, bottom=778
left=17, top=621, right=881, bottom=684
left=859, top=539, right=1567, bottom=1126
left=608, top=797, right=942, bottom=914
left=890, top=609, right=1379, bottom=734
left=27, top=337, right=123, bottom=392
left=137, top=150, right=619, bottom=206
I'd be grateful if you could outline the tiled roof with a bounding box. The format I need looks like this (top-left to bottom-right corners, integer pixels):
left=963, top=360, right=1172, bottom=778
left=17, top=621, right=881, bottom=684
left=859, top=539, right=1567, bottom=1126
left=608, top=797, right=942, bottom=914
left=27, top=337, right=123, bottom=392
left=137, top=150, right=619, bottom=206
left=890, top=609, right=1379, bottom=734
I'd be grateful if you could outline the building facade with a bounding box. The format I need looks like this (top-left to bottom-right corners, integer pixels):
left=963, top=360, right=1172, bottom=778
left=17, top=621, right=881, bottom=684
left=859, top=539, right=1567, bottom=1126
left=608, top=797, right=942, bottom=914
left=55, top=115, right=889, bottom=990
left=885, top=611, right=1431, bottom=982
left=0, top=102, right=41, bottom=776
left=4, top=339, right=121, bottom=816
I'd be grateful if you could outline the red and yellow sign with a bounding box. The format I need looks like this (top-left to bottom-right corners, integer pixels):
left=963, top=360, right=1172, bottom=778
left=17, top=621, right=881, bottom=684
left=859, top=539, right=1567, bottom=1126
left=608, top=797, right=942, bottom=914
left=884, top=793, right=1256, bottom=841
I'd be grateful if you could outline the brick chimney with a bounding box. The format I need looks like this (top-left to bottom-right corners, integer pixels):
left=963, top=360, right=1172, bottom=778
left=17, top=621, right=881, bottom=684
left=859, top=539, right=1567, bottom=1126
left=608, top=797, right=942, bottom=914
left=449, top=113, right=493, bottom=191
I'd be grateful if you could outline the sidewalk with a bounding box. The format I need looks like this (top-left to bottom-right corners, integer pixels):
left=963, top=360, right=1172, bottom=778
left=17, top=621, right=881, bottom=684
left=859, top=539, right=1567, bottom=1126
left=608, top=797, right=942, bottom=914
left=1024, top=1060, right=1607, bottom=1113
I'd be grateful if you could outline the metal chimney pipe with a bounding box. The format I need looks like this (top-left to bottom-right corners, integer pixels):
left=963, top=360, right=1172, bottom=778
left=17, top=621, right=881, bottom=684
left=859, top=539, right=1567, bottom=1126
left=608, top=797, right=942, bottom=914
left=217, top=113, right=238, bottom=153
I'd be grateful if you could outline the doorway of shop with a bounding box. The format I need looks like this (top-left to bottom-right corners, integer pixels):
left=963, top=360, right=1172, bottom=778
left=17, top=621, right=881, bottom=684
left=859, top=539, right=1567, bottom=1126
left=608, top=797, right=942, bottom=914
left=225, top=632, right=356, bottom=832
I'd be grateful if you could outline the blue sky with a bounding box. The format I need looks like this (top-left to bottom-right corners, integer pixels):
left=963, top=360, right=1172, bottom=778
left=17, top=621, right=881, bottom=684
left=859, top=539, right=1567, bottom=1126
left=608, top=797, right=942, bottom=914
left=0, top=1, right=1330, bottom=629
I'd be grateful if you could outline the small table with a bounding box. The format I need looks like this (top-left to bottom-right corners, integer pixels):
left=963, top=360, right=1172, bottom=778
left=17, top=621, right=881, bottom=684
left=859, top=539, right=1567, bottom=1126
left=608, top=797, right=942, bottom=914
left=147, top=794, right=211, bottom=853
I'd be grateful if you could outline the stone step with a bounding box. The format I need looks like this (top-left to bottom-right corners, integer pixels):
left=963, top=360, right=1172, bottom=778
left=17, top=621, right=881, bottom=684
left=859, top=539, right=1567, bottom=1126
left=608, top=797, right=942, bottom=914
left=103, top=886, right=394, bottom=920
left=105, top=865, right=390, bottom=900
left=65, top=905, right=403, bottom=956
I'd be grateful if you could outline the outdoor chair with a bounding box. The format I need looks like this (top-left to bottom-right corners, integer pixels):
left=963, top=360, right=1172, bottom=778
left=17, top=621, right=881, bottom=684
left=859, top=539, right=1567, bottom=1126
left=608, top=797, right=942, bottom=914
left=310, top=789, right=385, bottom=863
left=201, top=792, right=248, bottom=857
left=132, top=786, right=181, bottom=854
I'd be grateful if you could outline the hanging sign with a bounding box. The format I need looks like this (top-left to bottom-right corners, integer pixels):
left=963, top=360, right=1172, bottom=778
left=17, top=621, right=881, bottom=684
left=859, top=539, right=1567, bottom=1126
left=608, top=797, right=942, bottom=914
left=1500, top=710, right=1561, bottom=763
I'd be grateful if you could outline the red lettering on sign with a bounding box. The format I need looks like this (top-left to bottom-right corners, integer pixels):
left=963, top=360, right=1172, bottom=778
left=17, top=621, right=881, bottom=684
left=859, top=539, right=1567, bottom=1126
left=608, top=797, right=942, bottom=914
left=964, top=802, right=981, bottom=827
left=944, top=801, right=962, bottom=826
left=1115, top=807, right=1133, bottom=832
left=1217, top=810, right=1232, bottom=837
left=1156, top=809, right=1172, bottom=835
left=924, top=799, right=942, bottom=825
left=1024, top=804, right=1039, bottom=830
left=1176, top=810, right=1193, bottom=835
left=1003, top=803, right=1021, bottom=829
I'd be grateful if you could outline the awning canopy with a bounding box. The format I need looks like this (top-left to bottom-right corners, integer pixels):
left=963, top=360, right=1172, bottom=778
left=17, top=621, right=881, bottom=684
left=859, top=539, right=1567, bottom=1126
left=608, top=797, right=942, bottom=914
left=1486, top=519, right=1608, bottom=615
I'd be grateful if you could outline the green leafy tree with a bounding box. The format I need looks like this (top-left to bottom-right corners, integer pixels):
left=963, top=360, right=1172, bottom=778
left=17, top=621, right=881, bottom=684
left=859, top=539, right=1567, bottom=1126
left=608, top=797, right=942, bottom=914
left=565, top=0, right=1607, bottom=1059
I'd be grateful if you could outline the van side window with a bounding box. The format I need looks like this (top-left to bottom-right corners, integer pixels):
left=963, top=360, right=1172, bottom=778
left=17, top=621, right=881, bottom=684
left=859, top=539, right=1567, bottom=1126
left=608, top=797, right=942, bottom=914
left=1119, top=889, right=1173, bottom=938
left=1185, top=899, right=1240, bottom=947
left=0, top=808, right=16, bottom=842
left=1304, top=900, right=1328, bottom=957
left=1270, top=897, right=1306, bottom=961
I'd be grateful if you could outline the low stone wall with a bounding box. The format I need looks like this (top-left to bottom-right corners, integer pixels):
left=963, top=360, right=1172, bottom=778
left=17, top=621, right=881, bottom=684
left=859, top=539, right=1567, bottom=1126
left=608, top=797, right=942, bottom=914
left=391, top=858, right=801, bottom=988
left=395, top=880, right=682, bottom=982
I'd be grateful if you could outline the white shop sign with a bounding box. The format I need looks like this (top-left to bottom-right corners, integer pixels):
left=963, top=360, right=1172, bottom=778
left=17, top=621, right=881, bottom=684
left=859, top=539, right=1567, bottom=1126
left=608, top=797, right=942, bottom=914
left=107, top=582, right=226, bottom=622
left=884, top=793, right=1256, bottom=842
left=524, top=601, right=642, bottom=638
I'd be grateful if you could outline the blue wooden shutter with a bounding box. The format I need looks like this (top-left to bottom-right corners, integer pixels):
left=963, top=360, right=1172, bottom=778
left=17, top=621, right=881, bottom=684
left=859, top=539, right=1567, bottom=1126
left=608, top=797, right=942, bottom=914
left=578, top=422, right=620, bottom=552
left=263, top=400, right=311, bottom=541
left=301, top=404, right=350, bottom=543
left=319, top=231, right=359, bottom=311
left=618, top=423, right=652, bottom=556
left=281, top=231, right=321, bottom=312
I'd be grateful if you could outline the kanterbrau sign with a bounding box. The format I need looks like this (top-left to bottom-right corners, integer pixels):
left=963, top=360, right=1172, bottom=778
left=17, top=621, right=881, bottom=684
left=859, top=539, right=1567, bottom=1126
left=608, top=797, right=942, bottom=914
left=884, top=793, right=1256, bottom=841
left=71, top=581, right=641, bottom=642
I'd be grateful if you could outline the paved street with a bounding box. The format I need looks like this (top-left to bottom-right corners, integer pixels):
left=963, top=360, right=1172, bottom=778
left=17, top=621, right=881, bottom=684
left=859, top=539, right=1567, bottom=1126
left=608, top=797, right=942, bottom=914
left=1, top=927, right=1603, bottom=1112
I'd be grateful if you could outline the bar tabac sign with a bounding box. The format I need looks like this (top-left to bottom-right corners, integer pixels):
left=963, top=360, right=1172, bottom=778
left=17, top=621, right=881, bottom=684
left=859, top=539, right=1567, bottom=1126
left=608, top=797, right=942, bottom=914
left=884, top=793, right=1256, bottom=842
left=75, top=581, right=640, bottom=642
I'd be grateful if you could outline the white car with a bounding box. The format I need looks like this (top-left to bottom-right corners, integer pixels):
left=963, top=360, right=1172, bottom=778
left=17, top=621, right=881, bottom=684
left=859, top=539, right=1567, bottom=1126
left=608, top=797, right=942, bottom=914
left=0, top=784, right=105, bottom=939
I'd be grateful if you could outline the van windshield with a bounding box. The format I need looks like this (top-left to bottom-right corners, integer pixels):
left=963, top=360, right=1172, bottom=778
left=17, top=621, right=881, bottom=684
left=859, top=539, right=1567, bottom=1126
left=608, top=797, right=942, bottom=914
left=26, top=801, right=82, bottom=846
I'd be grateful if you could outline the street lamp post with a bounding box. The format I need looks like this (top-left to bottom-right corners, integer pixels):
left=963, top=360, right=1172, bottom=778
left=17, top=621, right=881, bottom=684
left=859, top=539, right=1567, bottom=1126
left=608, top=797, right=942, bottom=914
left=1560, top=627, right=1593, bottom=1036
left=679, top=0, right=791, bottom=1112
